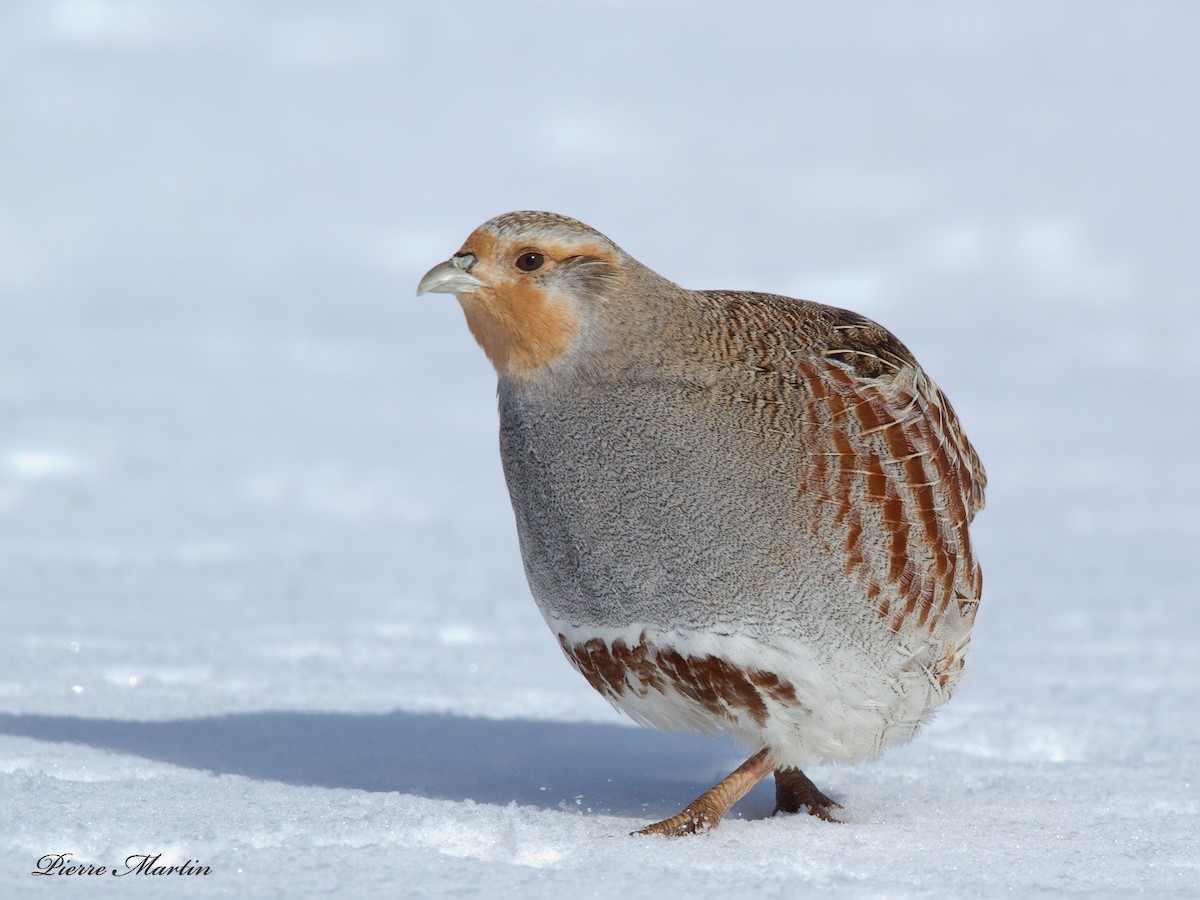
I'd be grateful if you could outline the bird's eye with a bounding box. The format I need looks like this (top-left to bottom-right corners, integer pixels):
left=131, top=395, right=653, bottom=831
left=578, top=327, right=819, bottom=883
left=515, top=252, right=545, bottom=272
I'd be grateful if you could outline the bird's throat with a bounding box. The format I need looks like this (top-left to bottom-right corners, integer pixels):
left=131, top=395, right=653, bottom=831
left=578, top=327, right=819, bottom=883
left=457, top=285, right=580, bottom=377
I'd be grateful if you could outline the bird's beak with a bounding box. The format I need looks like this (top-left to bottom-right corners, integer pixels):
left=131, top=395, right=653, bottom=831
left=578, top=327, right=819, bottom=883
left=416, top=256, right=486, bottom=296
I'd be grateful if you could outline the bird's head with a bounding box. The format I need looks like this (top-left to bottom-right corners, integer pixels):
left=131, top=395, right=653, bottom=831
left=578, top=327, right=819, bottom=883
left=417, top=211, right=629, bottom=379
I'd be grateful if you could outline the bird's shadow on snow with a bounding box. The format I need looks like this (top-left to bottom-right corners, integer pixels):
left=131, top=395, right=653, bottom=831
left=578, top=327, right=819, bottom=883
left=0, top=710, right=775, bottom=819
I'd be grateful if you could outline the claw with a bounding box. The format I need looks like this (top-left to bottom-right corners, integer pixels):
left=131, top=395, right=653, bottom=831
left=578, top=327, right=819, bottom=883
left=633, top=807, right=717, bottom=837
left=773, top=766, right=842, bottom=822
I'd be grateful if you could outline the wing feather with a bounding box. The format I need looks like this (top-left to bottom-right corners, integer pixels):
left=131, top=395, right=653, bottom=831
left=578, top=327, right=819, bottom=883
left=712, top=292, right=985, bottom=651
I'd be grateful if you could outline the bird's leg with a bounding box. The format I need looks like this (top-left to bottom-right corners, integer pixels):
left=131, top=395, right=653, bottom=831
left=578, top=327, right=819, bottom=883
left=634, top=748, right=775, bottom=837
left=772, top=766, right=842, bottom=821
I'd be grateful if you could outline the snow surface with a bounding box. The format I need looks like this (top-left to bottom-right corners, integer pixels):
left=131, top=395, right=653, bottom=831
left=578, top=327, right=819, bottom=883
left=2, top=1, right=1199, bottom=897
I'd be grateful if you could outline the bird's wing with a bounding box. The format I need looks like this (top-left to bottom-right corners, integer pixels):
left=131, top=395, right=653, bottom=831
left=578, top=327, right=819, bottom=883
left=813, top=306, right=985, bottom=519
left=801, top=306, right=984, bottom=642
left=717, top=294, right=985, bottom=643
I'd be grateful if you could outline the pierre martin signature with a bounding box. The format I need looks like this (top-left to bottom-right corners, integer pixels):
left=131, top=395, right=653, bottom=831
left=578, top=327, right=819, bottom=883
left=32, top=852, right=211, bottom=877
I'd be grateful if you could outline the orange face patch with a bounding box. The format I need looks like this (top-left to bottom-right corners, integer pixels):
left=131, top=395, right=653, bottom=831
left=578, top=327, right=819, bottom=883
left=450, top=229, right=616, bottom=377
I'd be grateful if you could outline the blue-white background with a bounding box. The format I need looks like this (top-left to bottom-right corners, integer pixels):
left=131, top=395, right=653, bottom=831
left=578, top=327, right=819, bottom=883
left=2, top=2, right=1197, bottom=896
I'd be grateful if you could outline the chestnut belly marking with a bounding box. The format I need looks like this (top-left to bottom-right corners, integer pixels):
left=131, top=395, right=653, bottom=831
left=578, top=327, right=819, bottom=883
left=557, top=633, right=811, bottom=728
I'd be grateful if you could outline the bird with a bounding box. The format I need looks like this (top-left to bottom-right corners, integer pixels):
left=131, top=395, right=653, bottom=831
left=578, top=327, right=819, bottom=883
left=417, top=211, right=985, bottom=836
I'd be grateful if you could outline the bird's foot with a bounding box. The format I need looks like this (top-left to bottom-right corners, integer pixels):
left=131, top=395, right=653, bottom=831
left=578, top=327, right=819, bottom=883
left=772, top=766, right=842, bottom=822
left=634, top=803, right=719, bottom=837
left=632, top=748, right=774, bottom=838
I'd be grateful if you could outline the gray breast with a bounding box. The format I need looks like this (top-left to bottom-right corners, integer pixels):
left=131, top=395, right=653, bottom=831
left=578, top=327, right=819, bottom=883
left=497, top=376, right=852, bottom=638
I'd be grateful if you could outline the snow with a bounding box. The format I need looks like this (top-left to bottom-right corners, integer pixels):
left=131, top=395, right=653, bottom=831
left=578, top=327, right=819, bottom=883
left=2, top=1, right=1198, bottom=896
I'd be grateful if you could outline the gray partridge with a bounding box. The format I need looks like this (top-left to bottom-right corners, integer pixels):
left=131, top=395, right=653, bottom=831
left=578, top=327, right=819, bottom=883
left=417, top=211, right=986, bottom=836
